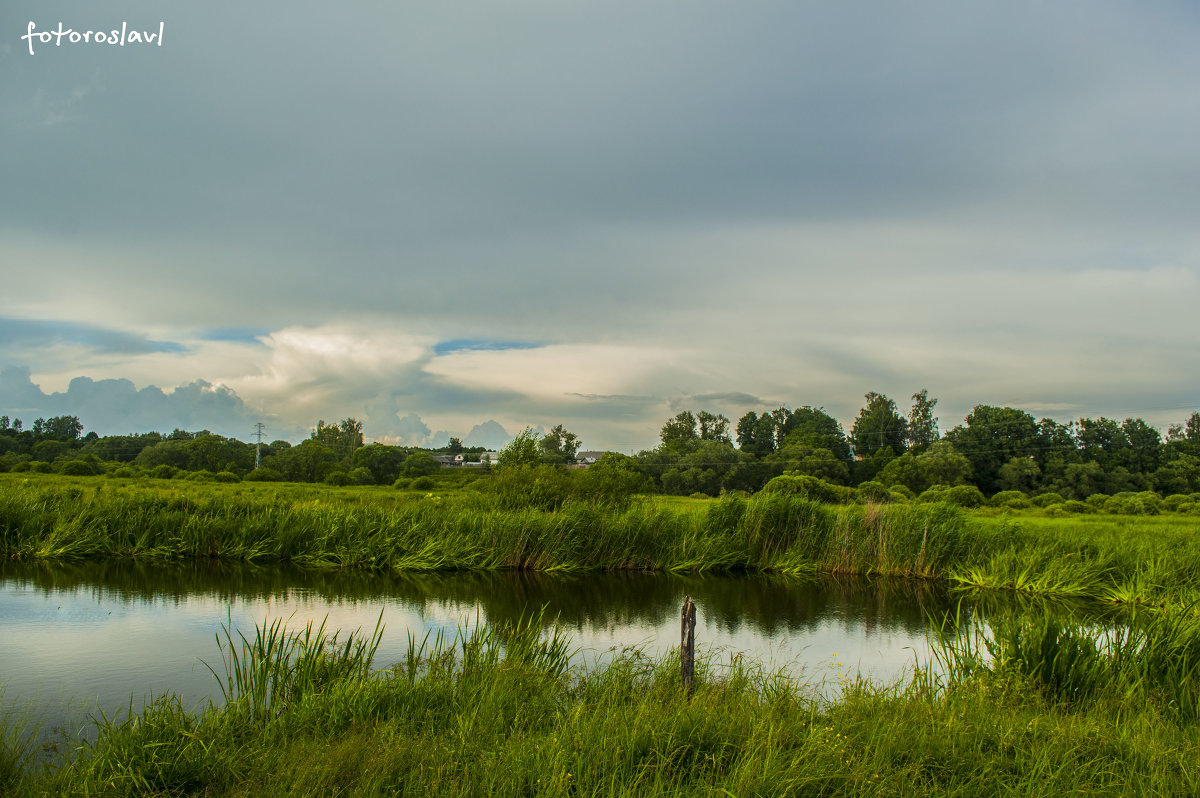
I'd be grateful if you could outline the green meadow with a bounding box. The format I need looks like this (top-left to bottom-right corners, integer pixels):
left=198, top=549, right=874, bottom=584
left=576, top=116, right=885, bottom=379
left=2, top=473, right=1200, bottom=795
left=2, top=473, right=1198, bottom=607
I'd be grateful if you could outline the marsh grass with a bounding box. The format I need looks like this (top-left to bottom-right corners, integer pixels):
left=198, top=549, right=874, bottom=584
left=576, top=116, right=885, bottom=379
left=930, top=601, right=1200, bottom=725
left=4, top=475, right=1200, bottom=607
left=0, top=692, right=36, bottom=795
left=11, top=615, right=1200, bottom=797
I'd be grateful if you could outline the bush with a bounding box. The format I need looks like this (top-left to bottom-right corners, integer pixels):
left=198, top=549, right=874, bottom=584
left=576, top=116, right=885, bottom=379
left=150, top=464, right=179, bottom=480
left=348, top=467, right=375, bottom=486
left=945, top=485, right=986, bottom=508
left=185, top=470, right=217, bottom=482
left=58, top=460, right=97, bottom=476
left=990, top=490, right=1026, bottom=507
left=243, top=467, right=282, bottom=482
left=323, top=471, right=351, bottom=487
left=486, top=464, right=574, bottom=510
left=213, top=471, right=241, bottom=483
left=1102, top=494, right=1159, bottom=516
left=763, top=474, right=854, bottom=504
left=110, top=466, right=140, bottom=478
left=1162, top=494, right=1191, bottom=512
left=402, top=452, right=441, bottom=478
left=1002, top=497, right=1032, bottom=510
left=1031, top=492, right=1064, bottom=508
left=856, top=481, right=891, bottom=503
left=409, top=476, right=435, bottom=490
left=576, top=453, right=646, bottom=506
left=1060, top=500, right=1091, bottom=514
left=28, top=461, right=53, bottom=474
left=392, top=477, right=411, bottom=489
left=1086, top=494, right=1110, bottom=509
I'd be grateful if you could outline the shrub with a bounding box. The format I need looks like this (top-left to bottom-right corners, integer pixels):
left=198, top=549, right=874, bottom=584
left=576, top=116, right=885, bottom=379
left=110, top=466, right=139, bottom=478
left=945, top=485, right=987, bottom=508
left=1031, top=492, right=1064, bottom=508
left=763, top=474, right=854, bottom=504
left=857, top=481, right=891, bottom=503
left=58, top=460, right=97, bottom=476
left=348, top=467, right=375, bottom=486
left=185, top=470, right=217, bottom=482
left=1162, top=494, right=1191, bottom=512
left=243, top=467, right=282, bottom=482
left=28, top=461, right=53, bottom=474
left=323, top=471, right=351, bottom=487
left=888, top=490, right=912, bottom=503
left=402, top=452, right=440, bottom=477
left=213, top=471, right=241, bottom=483
left=392, top=477, right=412, bottom=489
left=576, top=453, right=646, bottom=506
left=1085, top=494, right=1110, bottom=509
left=409, top=476, right=435, bottom=490
left=916, top=484, right=951, bottom=503
left=1003, top=497, right=1032, bottom=510
left=150, top=464, right=179, bottom=480
left=1060, top=500, right=1091, bottom=514
left=990, top=490, right=1026, bottom=507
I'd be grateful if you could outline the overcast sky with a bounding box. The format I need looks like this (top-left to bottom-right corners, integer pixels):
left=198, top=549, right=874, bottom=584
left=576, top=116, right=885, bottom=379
left=2, top=1, right=1198, bottom=449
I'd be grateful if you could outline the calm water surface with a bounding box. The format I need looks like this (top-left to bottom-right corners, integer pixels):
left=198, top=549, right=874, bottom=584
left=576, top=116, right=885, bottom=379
left=2, top=559, right=987, bottom=744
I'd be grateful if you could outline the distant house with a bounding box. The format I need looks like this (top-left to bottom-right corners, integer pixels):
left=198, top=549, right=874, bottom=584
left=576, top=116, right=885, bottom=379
left=573, top=451, right=608, bottom=465
left=435, top=454, right=465, bottom=467
left=468, top=451, right=501, bottom=467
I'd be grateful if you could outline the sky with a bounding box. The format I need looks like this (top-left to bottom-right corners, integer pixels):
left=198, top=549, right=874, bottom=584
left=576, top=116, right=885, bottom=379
left=2, top=1, right=1198, bottom=450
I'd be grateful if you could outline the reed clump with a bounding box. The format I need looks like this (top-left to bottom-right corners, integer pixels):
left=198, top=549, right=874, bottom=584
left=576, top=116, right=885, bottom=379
left=10, top=615, right=1200, bottom=796
left=4, top=475, right=1199, bottom=606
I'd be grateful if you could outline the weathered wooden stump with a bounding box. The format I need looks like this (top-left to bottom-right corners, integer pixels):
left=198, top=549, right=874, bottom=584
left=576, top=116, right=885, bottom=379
left=680, top=594, right=696, bottom=697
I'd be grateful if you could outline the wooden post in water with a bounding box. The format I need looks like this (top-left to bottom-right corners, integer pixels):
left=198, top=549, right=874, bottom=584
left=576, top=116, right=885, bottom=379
left=680, top=594, right=696, bottom=698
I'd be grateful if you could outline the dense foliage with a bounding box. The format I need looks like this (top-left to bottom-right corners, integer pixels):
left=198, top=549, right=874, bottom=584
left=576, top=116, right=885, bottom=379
left=2, top=392, right=1198, bottom=503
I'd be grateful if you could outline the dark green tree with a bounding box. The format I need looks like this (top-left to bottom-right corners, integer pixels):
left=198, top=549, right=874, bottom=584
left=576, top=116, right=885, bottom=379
left=850, top=393, right=907, bottom=458
left=660, top=412, right=699, bottom=454
left=498, top=428, right=542, bottom=468
left=541, top=424, right=581, bottom=461
left=352, top=443, right=408, bottom=485
left=313, top=418, right=364, bottom=461
left=696, top=411, right=731, bottom=444
left=905, top=390, right=938, bottom=452
left=945, top=405, right=1040, bottom=495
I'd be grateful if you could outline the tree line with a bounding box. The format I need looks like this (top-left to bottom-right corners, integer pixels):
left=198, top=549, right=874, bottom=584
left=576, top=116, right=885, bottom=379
left=630, top=391, right=1199, bottom=500
left=2, top=391, right=1198, bottom=500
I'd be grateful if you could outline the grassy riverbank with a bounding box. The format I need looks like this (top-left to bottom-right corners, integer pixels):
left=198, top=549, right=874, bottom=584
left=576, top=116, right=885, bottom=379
left=2, top=475, right=1199, bottom=606
left=4, top=612, right=1200, bottom=797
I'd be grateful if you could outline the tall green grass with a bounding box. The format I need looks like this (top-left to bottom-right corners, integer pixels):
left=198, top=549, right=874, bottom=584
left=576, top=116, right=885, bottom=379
left=0, top=477, right=986, bottom=576
left=4, top=475, right=1199, bottom=606
left=12, top=614, right=1200, bottom=797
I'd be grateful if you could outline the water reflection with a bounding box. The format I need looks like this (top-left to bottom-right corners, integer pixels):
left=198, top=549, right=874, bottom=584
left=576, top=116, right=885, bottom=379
left=0, top=559, right=1124, bottom=750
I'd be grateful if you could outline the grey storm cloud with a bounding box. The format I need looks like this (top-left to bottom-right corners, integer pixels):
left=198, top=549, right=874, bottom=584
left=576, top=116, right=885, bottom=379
left=0, top=366, right=303, bottom=440
left=2, top=1, right=1198, bottom=446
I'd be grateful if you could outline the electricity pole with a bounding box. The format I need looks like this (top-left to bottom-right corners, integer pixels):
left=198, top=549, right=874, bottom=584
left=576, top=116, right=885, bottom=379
left=253, top=422, right=266, bottom=469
